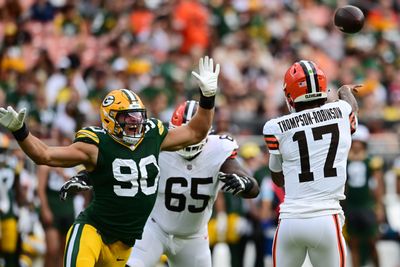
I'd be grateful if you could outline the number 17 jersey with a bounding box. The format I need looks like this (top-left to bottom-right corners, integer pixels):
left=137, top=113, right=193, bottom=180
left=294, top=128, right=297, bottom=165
left=263, top=100, right=357, bottom=219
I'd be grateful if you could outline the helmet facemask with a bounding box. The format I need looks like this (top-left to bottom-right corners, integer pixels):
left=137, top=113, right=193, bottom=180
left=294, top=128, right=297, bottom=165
left=114, top=110, right=147, bottom=146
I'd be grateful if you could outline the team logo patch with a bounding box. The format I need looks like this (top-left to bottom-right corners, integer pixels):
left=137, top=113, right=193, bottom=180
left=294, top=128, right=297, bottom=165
left=102, top=95, right=115, bottom=107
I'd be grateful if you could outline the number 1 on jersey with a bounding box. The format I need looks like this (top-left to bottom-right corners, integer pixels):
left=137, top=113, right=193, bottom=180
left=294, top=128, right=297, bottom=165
left=293, top=123, right=339, bottom=183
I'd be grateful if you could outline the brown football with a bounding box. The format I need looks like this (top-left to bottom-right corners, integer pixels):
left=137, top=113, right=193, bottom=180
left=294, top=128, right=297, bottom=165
left=334, top=5, right=365, bottom=34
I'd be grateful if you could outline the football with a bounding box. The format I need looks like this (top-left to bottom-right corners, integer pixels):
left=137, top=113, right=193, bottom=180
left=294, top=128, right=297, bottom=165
left=334, top=5, right=365, bottom=34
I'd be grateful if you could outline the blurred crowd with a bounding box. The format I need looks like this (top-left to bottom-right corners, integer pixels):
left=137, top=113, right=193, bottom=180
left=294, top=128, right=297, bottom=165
left=1, top=0, right=400, bottom=266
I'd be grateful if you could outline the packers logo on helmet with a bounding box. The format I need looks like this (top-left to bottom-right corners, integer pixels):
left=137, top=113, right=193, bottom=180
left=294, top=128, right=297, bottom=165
left=284, top=60, right=327, bottom=112
left=100, top=89, right=147, bottom=146
left=102, top=95, right=115, bottom=107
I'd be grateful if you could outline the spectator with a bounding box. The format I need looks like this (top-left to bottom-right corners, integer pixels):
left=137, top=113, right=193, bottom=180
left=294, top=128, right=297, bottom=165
left=343, top=124, right=385, bottom=267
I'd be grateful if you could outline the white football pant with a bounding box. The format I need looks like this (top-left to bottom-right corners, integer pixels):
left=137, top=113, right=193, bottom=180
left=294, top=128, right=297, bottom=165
left=127, top=218, right=212, bottom=267
left=273, top=214, right=346, bottom=267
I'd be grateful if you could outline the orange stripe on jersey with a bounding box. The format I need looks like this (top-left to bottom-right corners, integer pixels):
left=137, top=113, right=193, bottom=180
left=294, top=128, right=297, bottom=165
left=264, top=135, right=278, bottom=142
left=267, top=143, right=279, bottom=150
left=229, top=149, right=238, bottom=159
left=333, top=214, right=345, bottom=267
left=264, top=135, right=279, bottom=150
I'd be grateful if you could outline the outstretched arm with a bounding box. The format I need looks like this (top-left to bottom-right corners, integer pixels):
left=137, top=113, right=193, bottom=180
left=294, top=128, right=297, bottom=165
left=0, top=106, right=97, bottom=168
left=218, top=157, right=260, bottom=198
left=161, top=56, right=219, bottom=151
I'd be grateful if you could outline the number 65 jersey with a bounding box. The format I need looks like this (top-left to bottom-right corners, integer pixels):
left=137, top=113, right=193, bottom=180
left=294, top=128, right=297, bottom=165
left=150, top=134, right=238, bottom=237
left=263, top=100, right=357, bottom=219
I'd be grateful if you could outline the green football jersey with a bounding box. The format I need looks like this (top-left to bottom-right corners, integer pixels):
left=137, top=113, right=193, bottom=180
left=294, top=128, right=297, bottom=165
left=345, top=157, right=382, bottom=209
left=73, top=118, right=168, bottom=246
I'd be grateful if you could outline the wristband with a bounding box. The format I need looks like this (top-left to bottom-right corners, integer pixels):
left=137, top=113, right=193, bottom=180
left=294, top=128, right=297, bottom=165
left=12, top=123, right=29, bottom=142
left=199, top=91, right=215, bottom=109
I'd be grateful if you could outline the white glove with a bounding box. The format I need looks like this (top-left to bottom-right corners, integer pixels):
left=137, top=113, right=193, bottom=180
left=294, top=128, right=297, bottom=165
left=0, top=106, right=26, bottom=132
left=191, top=56, right=220, bottom=97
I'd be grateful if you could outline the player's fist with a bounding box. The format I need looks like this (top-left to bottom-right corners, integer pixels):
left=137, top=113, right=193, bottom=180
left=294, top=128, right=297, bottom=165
left=59, top=171, right=91, bottom=201
left=0, top=106, right=26, bottom=132
left=192, top=56, right=220, bottom=97
left=218, top=172, right=252, bottom=196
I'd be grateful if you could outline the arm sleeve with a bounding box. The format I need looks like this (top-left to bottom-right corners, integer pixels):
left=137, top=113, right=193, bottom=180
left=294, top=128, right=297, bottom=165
left=263, top=120, right=281, bottom=155
left=269, top=153, right=283, bottom=173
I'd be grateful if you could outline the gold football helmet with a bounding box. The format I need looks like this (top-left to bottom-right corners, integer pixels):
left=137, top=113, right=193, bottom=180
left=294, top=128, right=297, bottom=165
left=100, top=89, right=147, bottom=146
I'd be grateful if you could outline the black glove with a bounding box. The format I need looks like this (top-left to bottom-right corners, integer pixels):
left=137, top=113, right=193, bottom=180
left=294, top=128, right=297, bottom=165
left=218, top=172, right=253, bottom=195
left=59, top=170, right=91, bottom=201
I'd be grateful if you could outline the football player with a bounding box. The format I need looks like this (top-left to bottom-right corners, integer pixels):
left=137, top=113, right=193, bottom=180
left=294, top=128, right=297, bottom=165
left=61, top=100, right=260, bottom=267
left=0, top=56, right=219, bottom=267
left=263, top=60, right=359, bottom=267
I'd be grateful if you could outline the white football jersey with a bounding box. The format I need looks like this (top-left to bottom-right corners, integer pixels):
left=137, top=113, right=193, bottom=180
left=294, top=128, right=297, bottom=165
left=263, top=100, right=357, bottom=218
left=150, top=134, right=238, bottom=236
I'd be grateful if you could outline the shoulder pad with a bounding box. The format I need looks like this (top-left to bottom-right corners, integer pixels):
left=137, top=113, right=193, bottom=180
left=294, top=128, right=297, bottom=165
left=74, top=126, right=105, bottom=145
left=263, top=118, right=281, bottom=136
left=147, top=118, right=167, bottom=137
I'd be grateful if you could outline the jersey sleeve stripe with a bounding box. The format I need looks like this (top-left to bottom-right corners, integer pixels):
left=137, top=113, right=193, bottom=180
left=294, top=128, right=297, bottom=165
left=75, top=130, right=99, bottom=144
left=267, top=143, right=279, bottom=149
left=264, top=135, right=279, bottom=150
left=229, top=149, right=238, bottom=159
left=264, top=135, right=278, bottom=142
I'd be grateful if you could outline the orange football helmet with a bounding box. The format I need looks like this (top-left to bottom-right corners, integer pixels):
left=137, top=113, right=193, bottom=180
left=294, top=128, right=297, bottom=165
left=170, top=100, right=209, bottom=159
left=100, top=89, right=147, bottom=146
left=283, top=60, right=327, bottom=111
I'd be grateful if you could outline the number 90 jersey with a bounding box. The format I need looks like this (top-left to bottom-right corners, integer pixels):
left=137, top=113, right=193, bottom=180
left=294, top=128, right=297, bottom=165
left=73, top=119, right=167, bottom=246
left=263, top=100, right=357, bottom=219
left=150, top=134, right=238, bottom=237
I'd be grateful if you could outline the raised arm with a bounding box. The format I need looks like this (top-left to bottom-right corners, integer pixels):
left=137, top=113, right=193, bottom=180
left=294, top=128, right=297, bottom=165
left=161, top=56, right=219, bottom=151
left=337, top=84, right=361, bottom=113
left=0, top=106, right=97, bottom=169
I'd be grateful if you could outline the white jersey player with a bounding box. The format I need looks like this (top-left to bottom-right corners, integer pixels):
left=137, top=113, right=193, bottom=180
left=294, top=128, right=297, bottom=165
left=59, top=100, right=260, bottom=267
left=126, top=100, right=259, bottom=267
left=263, top=60, right=359, bottom=267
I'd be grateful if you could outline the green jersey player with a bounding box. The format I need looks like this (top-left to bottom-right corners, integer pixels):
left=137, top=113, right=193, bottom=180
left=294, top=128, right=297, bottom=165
left=0, top=56, right=220, bottom=267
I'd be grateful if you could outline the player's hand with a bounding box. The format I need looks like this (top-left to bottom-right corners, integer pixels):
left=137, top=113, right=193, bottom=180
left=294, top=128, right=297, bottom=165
left=338, top=84, right=363, bottom=94
left=191, top=56, right=220, bottom=97
left=59, top=172, right=91, bottom=201
left=0, top=106, right=26, bottom=132
left=218, top=172, right=252, bottom=195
